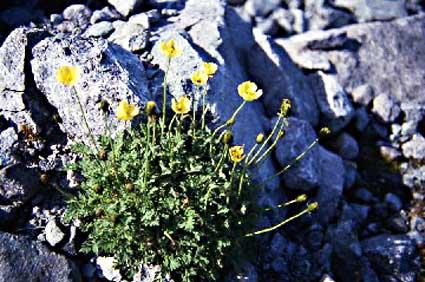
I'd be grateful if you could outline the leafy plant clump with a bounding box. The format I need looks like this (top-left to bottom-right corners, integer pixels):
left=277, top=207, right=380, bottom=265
left=60, top=39, right=324, bottom=281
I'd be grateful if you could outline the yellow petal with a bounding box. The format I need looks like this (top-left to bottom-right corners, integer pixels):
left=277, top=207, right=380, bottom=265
left=116, top=100, right=139, bottom=121
left=202, top=62, right=218, bottom=77
left=191, top=70, right=209, bottom=86
left=56, top=65, right=80, bottom=86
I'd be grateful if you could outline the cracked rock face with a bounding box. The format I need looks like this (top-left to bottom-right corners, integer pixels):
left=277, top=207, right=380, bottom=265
left=0, top=231, right=81, bottom=282
left=31, top=35, right=150, bottom=144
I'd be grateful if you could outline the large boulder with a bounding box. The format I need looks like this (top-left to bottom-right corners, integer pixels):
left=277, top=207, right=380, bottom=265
left=0, top=231, right=81, bottom=282
left=31, top=35, right=151, bottom=144
left=277, top=14, right=425, bottom=104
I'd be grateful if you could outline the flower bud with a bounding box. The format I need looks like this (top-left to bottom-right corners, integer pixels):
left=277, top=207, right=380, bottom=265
left=145, top=101, right=157, bottom=116
left=256, top=133, right=264, bottom=144
left=52, top=114, right=62, bottom=123
left=98, top=149, right=107, bottom=160
left=93, top=184, right=102, bottom=194
left=307, top=202, right=319, bottom=212
left=95, top=208, right=104, bottom=218
left=280, top=99, right=291, bottom=117
left=296, top=194, right=307, bottom=202
left=40, top=174, right=49, bottom=185
left=98, top=100, right=110, bottom=113
left=319, top=127, right=331, bottom=138
left=226, top=117, right=235, bottom=126
left=222, top=130, right=233, bottom=144
left=125, top=182, right=134, bottom=192
left=277, top=130, right=285, bottom=139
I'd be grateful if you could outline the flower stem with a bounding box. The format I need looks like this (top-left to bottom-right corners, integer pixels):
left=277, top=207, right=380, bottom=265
left=248, top=116, right=282, bottom=166
left=214, top=143, right=228, bottom=173
left=72, top=87, right=98, bottom=151
left=201, top=86, right=208, bottom=130
left=228, top=161, right=237, bottom=204
left=253, top=121, right=286, bottom=166
left=161, top=57, right=171, bottom=136
left=237, top=143, right=258, bottom=197
left=245, top=207, right=310, bottom=237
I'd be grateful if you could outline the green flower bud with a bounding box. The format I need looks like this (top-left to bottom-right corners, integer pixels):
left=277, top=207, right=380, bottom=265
left=222, top=130, right=233, bottom=144
left=277, top=130, right=285, bottom=139
left=125, top=182, right=134, bottom=192
left=280, top=99, right=291, bottom=117
left=307, top=202, right=319, bottom=212
left=145, top=101, right=157, bottom=116
left=98, top=149, right=107, bottom=160
left=296, top=194, right=307, bottom=202
left=93, top=184, right=102, bottom=194
left=226, top=117, right=235, bottom=127
left=319, top=127, right=331, bottom=138
left=98, top=100, right=110, bottom=113
left=256, top=133, right=264, bottom=144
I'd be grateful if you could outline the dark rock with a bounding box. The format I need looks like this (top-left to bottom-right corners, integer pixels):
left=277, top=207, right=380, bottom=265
left=354, top=107, right=370, bottom=131
left=343, top=160, right=357, bottom=189
left=372, top=94, right=401, bottom=123
left=0, top=163, right=40, bottom=204
left=385, top=216, right=409, bottom=233
left=384, top=193, right=403, bottom=212
left=331, top=0, right=408, bottom=22
left=353, top=187, right=376, bottom=204
left=0, top=231, right=81, bottom=282
left=361, top=235, right=421, bottom=282
left=0, top=6, right=43, bottom=28
left=331, top=132, right=359, bottom=160
left=305, top=0, right=355, bottom=31
left=31, top=35, right=150, bottom=143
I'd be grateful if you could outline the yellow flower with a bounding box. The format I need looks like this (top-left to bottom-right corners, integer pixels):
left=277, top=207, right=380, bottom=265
left=116, top=100, right=140, bottom=121
left=237, top=81, right=263, bottom=102
left=191, top=70, right=209, bottom=86
left=159, top=39, right=182, bottom=58
left=229, top=145, right=245, bottom=163
left=56, top=65, right=80, bottom=86
left=202, top=62, right=218, bottom=77
left=171, top=96, right=191, bottom=115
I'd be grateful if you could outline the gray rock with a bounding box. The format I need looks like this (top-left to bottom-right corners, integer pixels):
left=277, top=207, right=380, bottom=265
left=331, top=132, right=359, bottom=160
left=400, top=162, right=425, bottom=189
left=351, top=84, right=374, bottom=106
left=0, top=232, right=81, bottom=282
left=0, top=163, right=40, bottom=204
left=90, top=7, right=121, bottom=24
left=354, top=107, right=370, bottom=131
left=332, top=0, right=408, bottom=22
left=361, top=235, right=420, bottom=281
left=50, top=14, right=64, bottom=25
left=84, top=21, right=114, bottom=38
left=82, top=263, right=96, bottom=278
left=401, top=134, right=425, bottom=160
left=278, top=15, right=425, bottom=104
left=45, top=219, right=66, bottom=247
left=372, top=94, right=401, bottom=123
left=384, top=193, right=403, bottom=211
left=62, top=4, right=92, bottom=28
left=353, top=187, right=376, bottom=204
left=0, top=127, right=17, bottom=167
left=108, top=0, right=144, bottom=17
left=256, top=16, right=279, bottom=36
left=305, top=0, right=355, bottom=30
left=274, top=117, right=320, bottom=191
left=312, top=71, right=354, bottom=131
left=129, top=13, right=151, bottom=29
left=31, top=36, right=150, bottom=143
left=108, top=21, right=150, bottom=52
left=97, top=256, right=123, bottom=281
left=248, top=29, right=319, bottom=125
left=244, top=0, right=281, bottom=17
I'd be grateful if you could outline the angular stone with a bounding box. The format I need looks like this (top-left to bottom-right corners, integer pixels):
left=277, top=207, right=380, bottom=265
left=312, top=71, right=354, bottom=131
left=244, top=0, right=281, bottom=17
left=90, top=7, right=121, bottom=24
left=330, top=132, right=359, bottom=160
left=0, top=163, right=40, bottom=204
left=83, top=21, right=114, bottom=38
left=108, top=0, right=144, bottom=17
left=31, top=36, right=150, bottom=143
left=108, top=21, right=150, bottom=52
left=278, top=15, right=425, bottom=104
left=0, top=127, right=17, bottom=167
left=372, top=94, right=401, bottom=123
left=401, top=134, right=425, bottom=160
left=0, top=232, right=81, bottom=282
left=45, top=219, right=66, bottom=247
left=97, top=256, right=122, bottom=281
left=332, top=0, right=408, bottom=22
left=361, top=235, right=421, bottom=281
left=351, top=84, right=374, bottom=106
left=62, top=4, right=92, bottom=29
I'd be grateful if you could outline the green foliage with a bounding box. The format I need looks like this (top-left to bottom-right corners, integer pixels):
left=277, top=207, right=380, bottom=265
left=64, top=120, right=258, bottom=281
